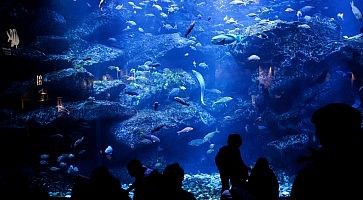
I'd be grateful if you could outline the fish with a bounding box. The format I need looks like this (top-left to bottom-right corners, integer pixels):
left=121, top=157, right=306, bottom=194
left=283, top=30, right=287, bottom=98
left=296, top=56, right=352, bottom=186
left=192, top=70, right=206, bottom=105
left=209, top=143, right=215, bottom=149
left=247, top=55, right=260, bottom=61
left=99, top=0, right=105, bottom=10
left=115, top=4, right=124, bottom=10
left=125, top=91, right=139, bottom=96
left=185, top=21, right=196, bottom=37
left=174, top=97, right=190, bottom=106
left=285, top=8, right=294, bottom=12
left=246, top=13, right=258, bottom=17
left=104, top=145, right=113, bottom=155
left=203, top=128, right=220, bottom=143
left=300, top=5, right=314, bottom=13
left=198, top=62, right=208, bottom=69
left=206, top=88, right=222, bottom=94
left=351, top=1, right=362, bottom=21
left=230, top=0, right=246, bottom=5
left=168, top=88, right=180, bottom=99
left=212, top=96, right=233, bottom=107
left=298, top=24, right=311, bottom=29
left=153, top=4, right=162, bottom=11
left=296, top=11, right=302, bottom=18
left=72, top=136, right=84, bottom=148
left=188, top=139, right=205, bottom=146
left=40, top=154, right=49, bottom=160
left=50, top=167, right=61, bottom=172
left=152, top=101, right=159, bottom=111
left=206, top=149, right=214, bottom=154
left=177, top=127, right=194, bottom=135
left=337, top=12, right=344, bottom=21
left=211, top=34, right=241, bottom=45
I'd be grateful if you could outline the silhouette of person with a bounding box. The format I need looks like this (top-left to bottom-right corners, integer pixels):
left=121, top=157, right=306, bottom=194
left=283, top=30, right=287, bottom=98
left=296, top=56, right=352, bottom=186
left=291, top=103, right=363, bottom=200
left=247, top=157, right=279, bottom=200
left=215, top=133, right=249, bottom=197
left=162, top=163, right=196, bottom=200
left=88, top=166, right=130, bottom=200
left=126, top=159, right=162, bottom=200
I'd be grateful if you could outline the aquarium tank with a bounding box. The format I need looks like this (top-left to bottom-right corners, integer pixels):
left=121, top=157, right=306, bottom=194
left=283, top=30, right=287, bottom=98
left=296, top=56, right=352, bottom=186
left=1, top=0, right=362, bottom=199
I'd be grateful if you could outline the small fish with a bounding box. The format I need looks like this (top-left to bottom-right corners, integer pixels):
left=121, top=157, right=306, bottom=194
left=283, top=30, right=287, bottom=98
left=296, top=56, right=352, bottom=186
left=40, top=154, right=49, bottom=160
left=115, top=4, right=124, bottom=10
left=184, top=53, right=189, bottom=57
left=143, top=134, right=160, bottom=143
left=198, top=62, right=208, bottom=69
left=50, top=167, right=61, bottom=172
left=184, top=20, right=196, bottom=37
left=153, top=4, right=162, bottom=11
left=209, top=143, right=215, bottom=149
left=40, top=160, right=48, bottom=165
left=104, top=145, right=113, bottom=155
left=203, top=128, right=220, bottom=143
left=174, top=97, right=190, bottom=106
left=337, top=12, right=344, bottom=21
left=298, top=24, right=311, bottom=29
left=206, top=89, right=222, bottom=94
left=160, top=12, right=168, bottom=18
left=83, top=57, right=92, bottom=61
left=152, top=102, right=159, bottom=111
left=248, top=55, right=260, bottom=61
left=206, top=149, right=214, bottom=154
left=125, top=91, right=139, bottom=96
left=188, top=138, right=205, bottom=146
left=138, top=27, right=144, bottom=32
left=72, top=136, right=84, bottom=148
left=285, top=8, right=294, bottom=12
left=99, top=0, right=105, bottom=10
left=296, top=11, right=302, bottom=18
left=177, top=127, right=194, bottom=135
left=246, top=13, right=257, bottom=17
left=300, top=5, right=314, bottom=13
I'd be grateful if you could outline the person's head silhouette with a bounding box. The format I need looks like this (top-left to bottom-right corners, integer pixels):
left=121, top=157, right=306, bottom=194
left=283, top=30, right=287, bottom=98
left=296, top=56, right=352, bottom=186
left=227, top=133, right=242, bottom=148
left=311, top=103, right=362, bottom=148
left=127, top=159, right=144, bottom=178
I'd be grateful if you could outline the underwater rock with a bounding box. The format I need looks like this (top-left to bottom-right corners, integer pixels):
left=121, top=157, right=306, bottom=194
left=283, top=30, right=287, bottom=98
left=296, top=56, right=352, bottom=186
left=118, top=33, right=195, bottom=68
left=93, top=80, right=126, bottom=101
left=112, top=102, right=216, bottom=149
left=231, top=18, right=342, bottom=68
left=33, top=9, right=67, bottom=36
left=33, top=36, right=70, bottom=54
left=19, top=100, right=136, bottom=126
left=43, top=68, right=94, bottom=101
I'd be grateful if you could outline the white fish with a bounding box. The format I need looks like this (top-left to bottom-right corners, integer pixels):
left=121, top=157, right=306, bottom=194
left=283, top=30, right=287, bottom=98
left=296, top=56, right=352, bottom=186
left=248, top=55, right=260, bottom=61
left=304, top=15, right=312, bottom=21
left=160, top=12, right=168, bottom=18
left=50, top=167, right=61, bottom=172
left=188, top=139, right=205, bottom=146
left=203, top=128, right=220, bottom=143
left=145, top=13, right=155, bottom=17
left=298, top=24, right=311, bottom=29
left=212, top=97, right=233, bottom=107
left=296, top=11, right=302, bottom=18
left=104, top=145, right=113, bottom=154
left=230, top=0, right=246, bottom=5
left=40, top=154, right=49, bottom=159
left=246, top=13, right=258, bottom=17
left=206, top=149, right=214, bottom=154
left=133, top=6, right=143, bottom=10
left=138, top=27, right=144, bottom=32
left=198, top=62, right=208, bottom=69
left=153, top=4, right=163, bottom=11
left=128, top=2, right=136, bottom=7
left=73, top=136, right=84, bottom=148
left=337, top=12, right=344, bottom=21
left=351, top=1, right=362, bottom=21
left=126, top=20, right=137, bottom=26
left=300, top=5, right=314, bottom=13
left=115, top=4, right=124, bottom=10
left=184, top=53, right=189, bottom=57
left=285, top=8, right=294, bottom=12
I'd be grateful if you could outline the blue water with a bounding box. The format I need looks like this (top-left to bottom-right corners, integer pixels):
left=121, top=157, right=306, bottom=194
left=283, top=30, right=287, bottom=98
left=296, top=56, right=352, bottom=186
left=1, top=0, right=363, bottom=198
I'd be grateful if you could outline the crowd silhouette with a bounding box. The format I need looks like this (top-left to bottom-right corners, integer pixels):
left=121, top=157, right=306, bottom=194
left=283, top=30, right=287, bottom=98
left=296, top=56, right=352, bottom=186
left=2, top=103, right=363, bottom=200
